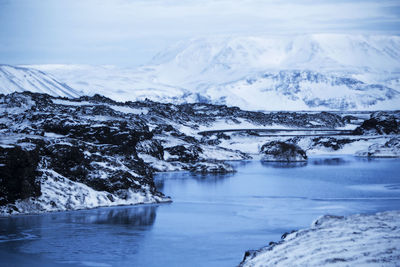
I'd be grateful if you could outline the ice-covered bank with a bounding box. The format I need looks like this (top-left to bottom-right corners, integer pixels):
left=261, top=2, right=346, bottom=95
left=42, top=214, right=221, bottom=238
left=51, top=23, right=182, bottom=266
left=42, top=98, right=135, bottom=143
left=240, top=211, right=400, bottom=267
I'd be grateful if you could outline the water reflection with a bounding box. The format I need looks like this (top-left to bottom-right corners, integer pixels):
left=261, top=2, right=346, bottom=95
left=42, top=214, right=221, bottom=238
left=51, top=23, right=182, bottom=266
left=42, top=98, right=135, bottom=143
left=66, top=205, right=159, bottom=226
left=261, top=161, right=308, bottom=168
left=310, top=157, right=348, bottom=166
left=0, top=205, right=161, bottom=265
left=190, top=172, right=235, bottom=184
left=0, top=215, right=43, bottom=243
left=155, top=170, right=235, bottom=185
left=0, top=205, right=159, bottom=243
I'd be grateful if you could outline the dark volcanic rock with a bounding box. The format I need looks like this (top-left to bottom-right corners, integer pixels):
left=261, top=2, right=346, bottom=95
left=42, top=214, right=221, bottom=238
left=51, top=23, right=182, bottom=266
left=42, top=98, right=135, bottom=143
left=312, top=137, right=356, bottom=151
left=260, top=141, right=307, bottom=162
left=190, top=161, right=235, bottom=174
left=44, top=143, right=89, bottom=182
left=353, top=112, right=400, bottom=135
left=0, top=145, right=41, bottom=205
left=165, top=145, right=203, bottom=163
left=136, top=139, right=164, bottom=160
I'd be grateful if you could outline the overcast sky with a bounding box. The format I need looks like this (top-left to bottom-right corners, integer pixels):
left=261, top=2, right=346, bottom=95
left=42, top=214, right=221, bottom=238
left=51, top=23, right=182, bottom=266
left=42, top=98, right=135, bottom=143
left=0, top=0, right=399, bottom=66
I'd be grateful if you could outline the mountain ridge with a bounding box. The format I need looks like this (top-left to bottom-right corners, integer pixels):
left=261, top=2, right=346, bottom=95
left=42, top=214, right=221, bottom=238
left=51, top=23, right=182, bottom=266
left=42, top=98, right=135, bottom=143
left=1, top=34, right=399, bottom=110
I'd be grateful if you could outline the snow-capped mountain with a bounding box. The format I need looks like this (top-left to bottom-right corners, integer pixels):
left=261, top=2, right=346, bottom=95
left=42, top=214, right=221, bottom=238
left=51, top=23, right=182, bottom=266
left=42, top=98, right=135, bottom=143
left=3, top=34, right=400, bottom=110
left=0, top=65, right=81, bottom=98
left=149, top=34, right=400, bottom=79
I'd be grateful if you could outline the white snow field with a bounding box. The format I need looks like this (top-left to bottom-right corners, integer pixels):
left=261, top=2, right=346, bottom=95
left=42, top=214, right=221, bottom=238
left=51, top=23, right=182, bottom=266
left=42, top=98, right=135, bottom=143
left=0, top=34, right=396, bottom=111
left=241, top=211, right=400, bottom=267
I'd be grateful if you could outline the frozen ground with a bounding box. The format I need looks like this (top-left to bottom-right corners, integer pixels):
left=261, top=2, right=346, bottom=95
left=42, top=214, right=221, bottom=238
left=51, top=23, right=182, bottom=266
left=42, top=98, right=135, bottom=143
left=240, top=211, right=400, bottom=267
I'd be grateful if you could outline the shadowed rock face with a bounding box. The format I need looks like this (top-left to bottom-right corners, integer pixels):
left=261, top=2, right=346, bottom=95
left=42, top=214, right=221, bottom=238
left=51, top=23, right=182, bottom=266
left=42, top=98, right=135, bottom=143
left=0, top=146, right=41, bottom=205
left=353, top=111, right=400, bottom=135
left=312, top=137, right=356, bottom=151
left=260, top=141, right=307, bottom=162
left=165, top=145, right=203, bottom=163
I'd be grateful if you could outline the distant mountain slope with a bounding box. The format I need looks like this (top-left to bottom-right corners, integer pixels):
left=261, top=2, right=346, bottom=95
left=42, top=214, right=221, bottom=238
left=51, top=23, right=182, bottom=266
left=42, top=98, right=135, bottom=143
left=0, top=65, right=81, bottom=98
left=7, top=34, right=400, bottom=110
left=151, top=34, right=400, bottom=74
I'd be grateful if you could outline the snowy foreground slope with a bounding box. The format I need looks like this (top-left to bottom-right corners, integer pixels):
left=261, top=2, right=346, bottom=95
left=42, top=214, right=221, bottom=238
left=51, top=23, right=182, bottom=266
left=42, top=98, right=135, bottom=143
left=1, top=92, right=400, bottom=215
left=21, top=34, right=400, bottom=110
left=240, top=211, right=400, bottom=266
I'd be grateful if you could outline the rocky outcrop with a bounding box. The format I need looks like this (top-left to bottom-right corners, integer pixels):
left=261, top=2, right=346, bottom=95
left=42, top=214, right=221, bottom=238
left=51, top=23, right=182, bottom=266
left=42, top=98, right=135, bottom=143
left=356, top=137, right=400, bottom=157
left=190, top=161, right=235, bottom=174
left=164, top=145, right=203, bottom=163
left=0, top=93, right=171, bottom=215
left=353, top=111, right=400, bottom=135
left=260, top=141, right=307, bottom=162
left=312, top=137, right=356, bottom=151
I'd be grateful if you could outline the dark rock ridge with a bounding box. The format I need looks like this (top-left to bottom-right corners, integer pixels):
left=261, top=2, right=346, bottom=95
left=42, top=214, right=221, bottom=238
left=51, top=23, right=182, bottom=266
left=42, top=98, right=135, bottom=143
left=311, top=137, right=357, bottom=151
left=353, top=111, right=400, bottom=135
left=260, top=141, right=307, bottom=162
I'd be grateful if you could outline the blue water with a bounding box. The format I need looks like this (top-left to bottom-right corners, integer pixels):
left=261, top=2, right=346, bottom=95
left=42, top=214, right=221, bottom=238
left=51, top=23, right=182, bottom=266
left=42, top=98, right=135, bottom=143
left=1, top=156, right=400, bottom=267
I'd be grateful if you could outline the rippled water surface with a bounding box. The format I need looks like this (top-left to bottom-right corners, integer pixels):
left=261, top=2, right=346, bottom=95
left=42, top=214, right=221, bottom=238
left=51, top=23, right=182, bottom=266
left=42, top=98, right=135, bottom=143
left=1, top=156, right=400, bottom=267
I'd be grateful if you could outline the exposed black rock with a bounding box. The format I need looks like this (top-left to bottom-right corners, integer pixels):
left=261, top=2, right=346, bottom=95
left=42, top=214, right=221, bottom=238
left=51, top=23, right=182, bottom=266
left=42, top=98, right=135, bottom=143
left=353, top=111, right=400, bottom=135
left=136, top=140, right=164, bottom=160
left=260, top=141, right=307, bottom=162
left=190, top=161, right=235, bottom=174
left=165, top=145, right=203, bottom=163
left=312, top=137, right=356, bottom=151
left=0, top=145, right=41, bottom=205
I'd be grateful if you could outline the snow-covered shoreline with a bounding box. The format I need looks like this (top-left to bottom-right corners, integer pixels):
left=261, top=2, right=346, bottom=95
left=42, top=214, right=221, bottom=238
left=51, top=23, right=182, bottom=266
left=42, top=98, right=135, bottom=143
left=240, top=210, right=400, bottom=266
left=0, top=169, right=171, bottom=216
left=1, top=92, right=399, bottom=216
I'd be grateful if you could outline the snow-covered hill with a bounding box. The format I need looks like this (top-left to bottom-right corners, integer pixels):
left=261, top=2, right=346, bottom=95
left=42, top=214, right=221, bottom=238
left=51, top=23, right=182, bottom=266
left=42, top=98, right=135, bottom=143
left=0, top=65, right=81, bottom=98
left=4, top=34, right=400, bottom=110
left=240, top=211, right=400, bottom=267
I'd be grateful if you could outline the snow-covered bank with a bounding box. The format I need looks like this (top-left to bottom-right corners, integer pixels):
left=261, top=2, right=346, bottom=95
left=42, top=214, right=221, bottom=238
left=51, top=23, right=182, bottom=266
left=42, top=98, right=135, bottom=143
left=240, top=210, right=400, bottom=267
left=0, top=169, right=170, bottom=215
left=356, top=138, right=400, bottom=158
